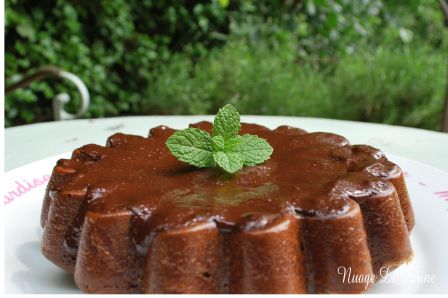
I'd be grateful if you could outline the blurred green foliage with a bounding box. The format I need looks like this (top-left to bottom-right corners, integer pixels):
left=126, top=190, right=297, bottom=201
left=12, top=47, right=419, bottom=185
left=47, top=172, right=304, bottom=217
left=144, top=40, right=446, bottom=129
left=5, top=0, right=448, bottom=130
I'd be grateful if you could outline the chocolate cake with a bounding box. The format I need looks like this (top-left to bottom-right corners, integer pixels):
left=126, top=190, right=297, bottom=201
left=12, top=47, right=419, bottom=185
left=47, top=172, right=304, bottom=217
left=40, top=121, right=414, bottom=293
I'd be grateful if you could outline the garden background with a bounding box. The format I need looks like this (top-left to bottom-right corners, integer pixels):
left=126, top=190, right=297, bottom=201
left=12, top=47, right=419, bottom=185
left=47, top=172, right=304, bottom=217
left=5, top=0, right=448, bottom=130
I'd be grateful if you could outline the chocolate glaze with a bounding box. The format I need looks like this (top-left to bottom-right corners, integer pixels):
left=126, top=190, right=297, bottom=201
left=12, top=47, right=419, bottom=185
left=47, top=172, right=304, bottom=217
left=41, top=122, right=415, bottom=293
left=57, top=122, right=399, bottom=252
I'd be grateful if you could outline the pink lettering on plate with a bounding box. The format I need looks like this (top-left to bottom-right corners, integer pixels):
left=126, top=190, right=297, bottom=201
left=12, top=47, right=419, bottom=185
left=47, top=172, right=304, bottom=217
left=3, top=174, right=50, bottom=205
left=434, top=190, right=448, bottom=201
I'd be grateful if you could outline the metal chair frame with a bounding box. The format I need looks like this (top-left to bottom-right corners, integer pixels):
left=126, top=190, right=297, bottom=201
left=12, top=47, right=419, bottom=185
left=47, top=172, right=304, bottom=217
left=5, top=66, right=90, bottom=121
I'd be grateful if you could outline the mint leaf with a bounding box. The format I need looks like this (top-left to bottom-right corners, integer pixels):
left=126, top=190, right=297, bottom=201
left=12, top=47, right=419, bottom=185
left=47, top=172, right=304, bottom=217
left=237, top=134, right=273, bottom=166
left=212, top=135, right=225, bottom=151
left=165, top=104, right=274, bottom=174
left=223, top=136, right=243, bottom=151
left=212, top=104, right=241, bottom=139
left=213, top=151, right=244, bottom=174
left=165, top=128, right=215, bottom=168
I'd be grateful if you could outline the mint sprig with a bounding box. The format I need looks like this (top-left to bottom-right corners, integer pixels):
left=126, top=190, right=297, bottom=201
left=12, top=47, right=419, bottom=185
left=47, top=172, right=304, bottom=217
left=165, top=104, right=273, bottom=173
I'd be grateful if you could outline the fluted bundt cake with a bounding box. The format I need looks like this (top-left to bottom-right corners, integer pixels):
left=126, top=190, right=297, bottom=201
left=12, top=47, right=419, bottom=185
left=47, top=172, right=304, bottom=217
left=41, top=121, right=414, bottom=294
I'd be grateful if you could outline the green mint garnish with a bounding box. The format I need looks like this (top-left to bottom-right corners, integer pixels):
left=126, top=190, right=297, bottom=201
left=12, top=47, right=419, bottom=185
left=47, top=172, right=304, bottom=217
left=165, top=104, right=273, bottom=173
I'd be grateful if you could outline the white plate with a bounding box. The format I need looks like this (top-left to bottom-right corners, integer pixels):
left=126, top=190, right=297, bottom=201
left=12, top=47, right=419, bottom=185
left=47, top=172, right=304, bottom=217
left=3, top=152, right=448, bottom=294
